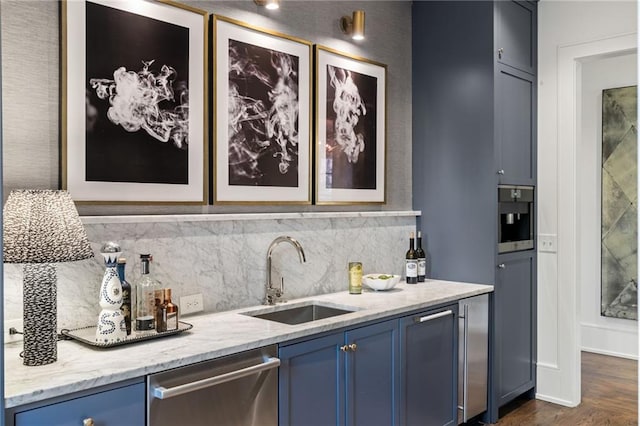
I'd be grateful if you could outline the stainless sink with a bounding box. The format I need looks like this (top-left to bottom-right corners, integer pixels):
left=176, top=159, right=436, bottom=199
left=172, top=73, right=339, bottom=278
left=243, top=302, right=357, bottom=325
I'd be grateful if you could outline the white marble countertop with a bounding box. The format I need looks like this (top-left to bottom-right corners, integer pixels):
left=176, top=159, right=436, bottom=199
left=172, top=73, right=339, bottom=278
left=4, top=279, right=492, bottom=409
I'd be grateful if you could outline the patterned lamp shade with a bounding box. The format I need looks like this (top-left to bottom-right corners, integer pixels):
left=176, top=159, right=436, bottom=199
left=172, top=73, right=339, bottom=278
left=3, top=190, right=94, bottom=263
left=3, top=189, right=94, bottom=366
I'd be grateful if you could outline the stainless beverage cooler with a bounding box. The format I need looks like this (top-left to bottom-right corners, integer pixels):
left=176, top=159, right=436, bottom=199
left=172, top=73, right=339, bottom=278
left=458, top=294, right=489, bottom=424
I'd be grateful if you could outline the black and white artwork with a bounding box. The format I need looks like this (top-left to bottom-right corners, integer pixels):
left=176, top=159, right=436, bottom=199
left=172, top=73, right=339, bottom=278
left=63, top=0, right=207, bottom=203
left=325, top=65, right=377, bottom=190
left=86, top=2, right=189, bottom=185
left=227, top=39, right=299, bottom=188
left=316, top=46, right=386, bottom=204
left=214, top=16, right=311, bottom=204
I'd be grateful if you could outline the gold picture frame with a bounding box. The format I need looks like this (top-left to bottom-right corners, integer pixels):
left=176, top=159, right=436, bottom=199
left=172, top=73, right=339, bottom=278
left=315, top=45, right=387, bottom=205
left=212, top=15, right=312, bottom=205
left=61, top=0, right=208, bottom=204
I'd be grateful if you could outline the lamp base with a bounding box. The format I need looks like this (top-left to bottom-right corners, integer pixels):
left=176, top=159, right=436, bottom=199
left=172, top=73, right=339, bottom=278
left=23, top=264, right=57, bottom=366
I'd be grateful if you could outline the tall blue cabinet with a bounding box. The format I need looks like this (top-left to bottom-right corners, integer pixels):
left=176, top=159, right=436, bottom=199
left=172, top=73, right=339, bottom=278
left=412, top=1, right=537, bottom=422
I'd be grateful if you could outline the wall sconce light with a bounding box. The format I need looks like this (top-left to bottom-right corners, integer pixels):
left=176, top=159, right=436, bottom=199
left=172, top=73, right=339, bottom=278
left=340, top=10, right=365, bottom=40
left=254, top=0, right=280, bottom=10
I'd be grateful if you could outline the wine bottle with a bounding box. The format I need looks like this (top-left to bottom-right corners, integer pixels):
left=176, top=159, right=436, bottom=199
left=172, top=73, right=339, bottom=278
left=116, top=258, right=132, bottom=335
left=405, top=232, right=418, bottom=284
left=135, top=254, right=161, bottom=332
left=416, top=231, right=426, bottom=282
left=164, top=289, right=179, bottom=331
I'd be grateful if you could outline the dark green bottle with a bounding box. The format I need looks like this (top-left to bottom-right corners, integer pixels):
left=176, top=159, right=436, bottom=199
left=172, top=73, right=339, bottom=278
left=405, top=232, right=418, bottom=284
left=416, top=231, right=426, bottom=282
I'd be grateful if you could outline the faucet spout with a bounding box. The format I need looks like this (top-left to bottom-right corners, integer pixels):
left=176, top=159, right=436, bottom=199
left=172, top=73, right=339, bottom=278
left=265, top=236, right=306, bottom=305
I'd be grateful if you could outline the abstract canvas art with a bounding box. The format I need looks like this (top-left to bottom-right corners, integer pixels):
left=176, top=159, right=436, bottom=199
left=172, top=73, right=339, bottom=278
left=601, top=85, right=637, bottom=320
left=213, top=16, right=311, bottom=204
left=62, top=0, right=208, bottom=203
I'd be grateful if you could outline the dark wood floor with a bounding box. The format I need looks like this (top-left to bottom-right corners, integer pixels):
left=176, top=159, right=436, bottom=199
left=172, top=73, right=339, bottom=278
left=490, top=352, right=637, bottom=425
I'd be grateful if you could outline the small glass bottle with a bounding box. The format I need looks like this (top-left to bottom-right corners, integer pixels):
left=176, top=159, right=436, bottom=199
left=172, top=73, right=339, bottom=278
left=155, top=290, right=166, bottom=333
left=348, top=262, right=363, bottom=294
left=153, top=289, right=167, bottom=333
left=116, top=258, right=132, bottom=335
left=135, top=254, right=161, bottom=332
left=164, top=289, right=179, bottom=331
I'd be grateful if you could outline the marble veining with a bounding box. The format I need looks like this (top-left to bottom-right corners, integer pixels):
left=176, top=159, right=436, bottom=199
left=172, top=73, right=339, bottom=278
left=4, top=280, right=492, bottom=408
left=4, top=215, right=416, bottom=330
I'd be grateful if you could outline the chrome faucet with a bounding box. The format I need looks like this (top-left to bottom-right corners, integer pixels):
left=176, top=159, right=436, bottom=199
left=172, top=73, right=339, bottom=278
left=265, top=236, right=306, bottom=305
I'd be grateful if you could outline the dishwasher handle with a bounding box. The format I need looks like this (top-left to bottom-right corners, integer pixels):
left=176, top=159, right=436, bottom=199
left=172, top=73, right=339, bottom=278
left=152, top=356, right=281, bottom=400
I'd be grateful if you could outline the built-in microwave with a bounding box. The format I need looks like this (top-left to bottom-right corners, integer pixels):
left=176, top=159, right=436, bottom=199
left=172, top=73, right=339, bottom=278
left=498, top=185, right=534, bottom=253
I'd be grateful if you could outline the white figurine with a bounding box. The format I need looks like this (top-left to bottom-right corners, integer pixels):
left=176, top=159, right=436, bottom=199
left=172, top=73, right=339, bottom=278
left=95, top=242, right=127, bottom=344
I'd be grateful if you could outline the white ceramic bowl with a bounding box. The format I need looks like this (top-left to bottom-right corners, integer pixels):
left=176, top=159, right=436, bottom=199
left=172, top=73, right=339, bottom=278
left=363, top=274, right=401, bottom=291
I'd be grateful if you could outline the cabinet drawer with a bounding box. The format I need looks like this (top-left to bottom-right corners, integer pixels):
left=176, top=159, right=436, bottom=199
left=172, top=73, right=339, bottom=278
left=14, top=382, right=145, bottom=426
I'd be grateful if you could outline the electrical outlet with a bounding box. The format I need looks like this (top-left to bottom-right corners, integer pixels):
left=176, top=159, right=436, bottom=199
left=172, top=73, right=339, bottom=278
left=538, top=234, right=557, bottom=253
left=5, top=318, right=24, bottom=342
left=180, top=293, right=204, bottom=315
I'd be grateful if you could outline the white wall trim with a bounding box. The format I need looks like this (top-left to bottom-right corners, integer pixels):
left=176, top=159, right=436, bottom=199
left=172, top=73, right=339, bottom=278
left=553, top=31, right=637, bottom=407
left=580, top=321, right=637, bottom=334
left=581, top=347, right=639, bottom=361
left=535, top=393, right=579, bottom=408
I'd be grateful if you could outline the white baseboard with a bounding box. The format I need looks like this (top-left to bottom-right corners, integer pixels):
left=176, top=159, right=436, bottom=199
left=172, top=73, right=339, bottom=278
left=535, top=392, right=579, bottom=408
left=580, top=322, right=638, bottom=359
left=581, top=346, right=638, bottom=360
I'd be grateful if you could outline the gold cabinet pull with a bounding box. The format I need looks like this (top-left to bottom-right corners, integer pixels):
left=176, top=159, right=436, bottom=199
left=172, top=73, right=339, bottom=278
left=83, top=419, right=95, bottom=426
left=348, top=343, right=357, bottom=351
left=340, top=345, right=349, bottom=352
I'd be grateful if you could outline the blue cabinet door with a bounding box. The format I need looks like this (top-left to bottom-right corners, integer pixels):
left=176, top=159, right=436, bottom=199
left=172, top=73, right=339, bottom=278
left=400, top=306, right=457, bottom=426
left=345, top=320, right=400, bottom=426
left=279, top=332, right=345, bottom=426
left=14, top=382, right=145, bottom=426
left=496, top=64, right=536, bottom=186
left=495, top=252, right=536, bottom=407
left=495, top=0, right=536, bottom=75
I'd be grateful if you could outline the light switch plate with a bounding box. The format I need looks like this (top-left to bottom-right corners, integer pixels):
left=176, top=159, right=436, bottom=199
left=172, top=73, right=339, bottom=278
left=538, top=234, right=557, bottom=253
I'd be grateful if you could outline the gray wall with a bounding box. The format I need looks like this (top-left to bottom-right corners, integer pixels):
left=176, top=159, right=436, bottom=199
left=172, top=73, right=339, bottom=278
left=0, top=0, right=412, bottom=215
left=1, top=1, right=415, bottom=331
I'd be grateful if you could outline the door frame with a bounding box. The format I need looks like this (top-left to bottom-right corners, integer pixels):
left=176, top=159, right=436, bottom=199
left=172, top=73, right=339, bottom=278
left=543, top=32, right=637, bottom=407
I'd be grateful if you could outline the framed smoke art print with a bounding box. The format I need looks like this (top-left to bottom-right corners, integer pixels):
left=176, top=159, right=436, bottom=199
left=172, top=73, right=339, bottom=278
left=62, top=0, right=208, bottom=204
left=213, top=15, right=312, bottom=204
left=315, top=46, right=386, bottom=204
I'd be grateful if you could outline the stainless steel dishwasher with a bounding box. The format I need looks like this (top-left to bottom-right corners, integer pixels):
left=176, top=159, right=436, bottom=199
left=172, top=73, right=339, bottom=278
left=147, top=345, right=279, bottom=426
left=458, top=294, right=489, bottom=424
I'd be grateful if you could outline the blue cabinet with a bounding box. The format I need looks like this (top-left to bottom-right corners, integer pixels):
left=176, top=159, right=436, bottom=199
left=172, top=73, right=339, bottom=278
left=399, top=306, right=457, bottom=426
left=495, top=0, right=537, bottom=75
left=279, top=332, right=344, bottom=426
left=495, top=252, right=536, bottom=407
left=279, top=320, right=399, bottom=426
left=12, top=381, right=145, bottom=426
left=412, top=1, right=537, bottom=422
left=496, top=65, right=536, bottom=186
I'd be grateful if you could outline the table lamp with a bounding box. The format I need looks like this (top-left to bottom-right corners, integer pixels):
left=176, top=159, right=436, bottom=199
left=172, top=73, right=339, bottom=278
left=3, top=190, right=94, bottom=366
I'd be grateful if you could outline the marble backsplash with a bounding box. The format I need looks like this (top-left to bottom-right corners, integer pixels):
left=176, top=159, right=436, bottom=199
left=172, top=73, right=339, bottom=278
left=4, top=213, right=416, bottom=330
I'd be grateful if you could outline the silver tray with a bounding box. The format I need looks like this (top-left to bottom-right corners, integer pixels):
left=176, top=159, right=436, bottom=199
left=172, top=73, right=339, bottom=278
left=61, top=321, right=193, bottom=348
